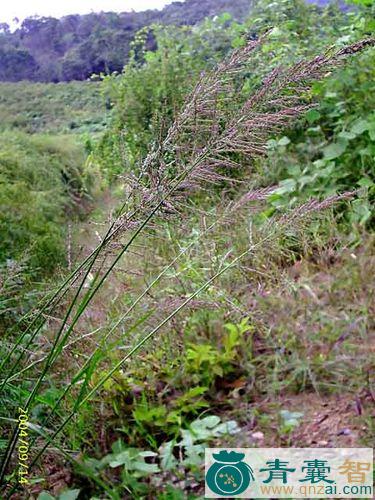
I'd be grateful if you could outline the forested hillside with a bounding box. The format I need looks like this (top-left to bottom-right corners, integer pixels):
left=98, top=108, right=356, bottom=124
left=0, top=0, right=374, bottom=498
left=0, top=0, right=252, bottom=82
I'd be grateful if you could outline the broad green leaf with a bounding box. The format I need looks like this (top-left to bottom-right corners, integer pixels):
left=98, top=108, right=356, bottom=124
left=183, top=443, right=205, bottom=467
left=338, top=131, right=356, bottom=141
left=139, top=451, right=158, bottom=458
left=109, top=450, right=131, bottom=468
left=323, top=141, right=347, bottom=160
left=111, top=438, right=126, bottom=454
left=194, top=415, right=221, bottom=429
left=38, top=494, right=55, bottom=500
left=270, top=27, right=283, bottom=38
left=180, top=428, right=195, bottom=447
left=278, top=136, right=291, bottom=146
left=351, top=119, right=370, bottom=136
left=287, top=165, right=301, bottom=176
left=275, top=178, right=297, bottom=195
left=266, top=138, right=278, bottom=149
left=212, top=420, right=241, bottom=436
left=132, top=460, right=160, bottom=474
left=305, top=109, right=321, bottom=123
left=59, top=490, right=81, bottom=500
left=299, top=175, right=314, bottom=189
left=357, top=177, right=373, bottom=188
left=350, top=199, right=372, bottom=225
left=280, top=410, right=304, bottom=428
left=159, top=440, right=178, bottom=471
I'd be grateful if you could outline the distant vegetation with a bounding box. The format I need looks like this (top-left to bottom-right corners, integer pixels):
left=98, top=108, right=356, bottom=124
left=0, top=0, right=252, bottom=82
left=0, top=131, right=86, bottom=272
left=0, top=82, right=107, bottom=133
left=0, top=82, right=105, bottom=327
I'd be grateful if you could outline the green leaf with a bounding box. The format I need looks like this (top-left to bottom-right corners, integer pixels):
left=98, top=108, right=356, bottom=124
left=350, top=199, right=372, bottom=225
left=180, top=429, right=195, bottom=447
left=232, top=36, right=246, bottom=48
left=108, top=448, right=159, bottom=474
left=368, top=124, right=375, bottom=141
left=323, top=141, right=347, bottom=160
left=338, top=131, right=356, bottom=141
left=59, top=490, right=81, bottom=500
left=159, top=440, right=178, bottom=471
left=287, top=165, right=301, bottom=176
left=212, top=420, right=241, bottom=436
left=305, top=109, right=321, bottom=124
left=218, top=12, right=232, bottom=22
left=38, top=494, right=55, bottom=500
left=278, top=136, right=291, bottom=146
left=109, top=450, right=132, bottom=468
left=183, top=443, right=205, bottom=467
left=269, top=27, right=283, bottom=38
left=352, top=1, right=374, bottom=9
left=139, top=451, right=158, bottom=458
left=187, top=416, right=240, bottom=442
left=266, top=138, right=278, bottom=150
left=132, top=460, right=160, bottom=474
left=351, top=119, right=370, bottom=136
left=198, top=415, right=221, bottom=428
left=111, top=438, right=126, bottom=454
left=299, top=175, right=314, bottom=189
left=280, top=410, right=304, bottom=428
left=178, top=386, right=208, bottom=399
left=357, top=178, right=373, bottom=188
left=275, top=178, right=297, bottom=195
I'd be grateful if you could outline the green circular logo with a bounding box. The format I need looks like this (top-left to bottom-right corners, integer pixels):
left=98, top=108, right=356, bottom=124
left=206, top=451, right=255, bottom=496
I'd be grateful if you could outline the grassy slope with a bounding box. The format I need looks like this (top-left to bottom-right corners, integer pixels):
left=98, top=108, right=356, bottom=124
left=0, top=81, right=106, bottom=328
left=0, top=81, right=107, bottom=134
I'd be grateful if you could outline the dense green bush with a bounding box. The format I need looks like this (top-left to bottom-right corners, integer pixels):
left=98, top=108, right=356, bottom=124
left=97, top=15, right=242, bottom=177
left=262, top=5, right=375, bottom=229
left=0, top=82, right=105, bottom=327
left=0, top=131, right=88, bottom=275
left=97, top=0, right=374, bottom=212
left=95, top=1, right=343, bottom=175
